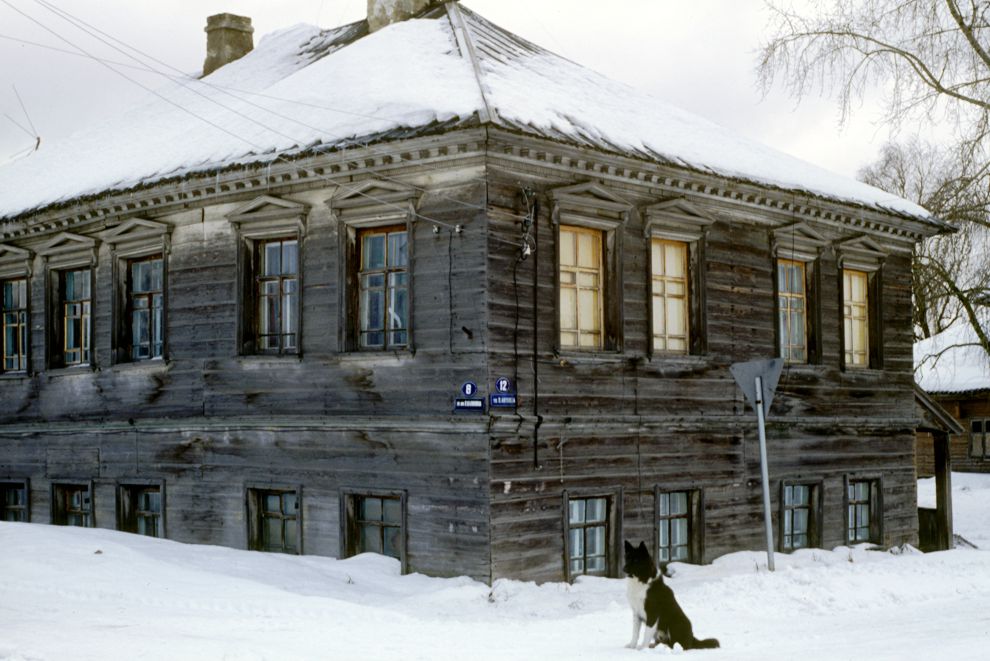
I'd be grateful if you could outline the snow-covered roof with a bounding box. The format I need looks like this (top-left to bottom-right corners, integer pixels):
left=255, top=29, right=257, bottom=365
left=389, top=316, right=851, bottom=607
left=0, top=3, right=943, bottom=225
left=915, top=323, right=990, bottom=394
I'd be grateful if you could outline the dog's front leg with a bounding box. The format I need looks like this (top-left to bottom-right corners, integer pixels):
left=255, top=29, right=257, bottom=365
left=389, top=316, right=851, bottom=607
left=625, top=614, right=642, bottom=649
left=637, top=623, right=658, bottom=650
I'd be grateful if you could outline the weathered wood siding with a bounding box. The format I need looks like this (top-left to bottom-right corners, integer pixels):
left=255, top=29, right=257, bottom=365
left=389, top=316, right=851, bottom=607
left=484, top=136, right=921, bottom=582
left=917, top=394, right=990, bottom=475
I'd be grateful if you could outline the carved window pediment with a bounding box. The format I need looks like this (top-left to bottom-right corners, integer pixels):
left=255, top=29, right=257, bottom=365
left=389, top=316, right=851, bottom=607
left=36, top=232, right=97, bottom=270
left=327, top=180, right=419, bottom=228
left=0, top=243, right=32, bottom=278
left=227, top=195, right=309, bottom=239
left=773, top=221, right=829, bottom=262
left=835, top=235, right=886, bottom=272
left=100, top=218, right=171, bottom=259
left=549, top=182, right=632, bottom=229
left=643, top=198, right=715, bottom=242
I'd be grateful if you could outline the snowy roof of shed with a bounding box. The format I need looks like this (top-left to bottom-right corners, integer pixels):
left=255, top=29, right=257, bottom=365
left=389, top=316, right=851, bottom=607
left=0, top=2, right=945, bottom=225
left=915, top=323, right=990, bottom=395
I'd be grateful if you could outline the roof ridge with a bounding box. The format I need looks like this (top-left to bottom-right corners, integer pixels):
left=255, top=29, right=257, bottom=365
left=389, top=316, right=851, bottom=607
left=444, top=1, right=496, bottom=125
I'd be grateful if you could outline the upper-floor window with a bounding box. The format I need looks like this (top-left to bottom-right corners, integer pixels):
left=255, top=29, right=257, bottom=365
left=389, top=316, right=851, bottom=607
left=778, top=259, right=807, bottom=363
left=57, top=269, right=91, bottom=367
left=559, top=225, right=604, bottom=350
left=254, top=238, right=299, bottom=354
left=651, top=239, right=690, bottom=354
left=126, top=256, right=164, bottom=361
left=842, top=269, right=870, bottom=368
left=1, top=278, right=28, bottom=373
left=358, top=226, right=408, bottom=350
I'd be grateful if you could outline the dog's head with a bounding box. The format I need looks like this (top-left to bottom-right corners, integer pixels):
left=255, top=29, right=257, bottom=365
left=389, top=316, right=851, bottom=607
left=623, top=540, right=658, bottom=583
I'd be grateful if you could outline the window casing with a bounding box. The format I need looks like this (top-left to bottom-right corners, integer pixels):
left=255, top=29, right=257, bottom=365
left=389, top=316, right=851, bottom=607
left=1, top=278, right=28, bottom=373
left=357, top=226, right=409, bottom=350
left=341, top=489, right=407, bottom=571
left=970, top=419, right=989, bottom=459
left=655, top=488, right=703, bottom=564
left=57, top=269, right=92, bottom=368
left=118, top=483, right=164, bottom=538
left=559, top=225, right=605, bottom=350
left=255, top=238, right=299, bottom=354
left=845, top=478, right=882, bottom=544
left=777, top=259, right=808, bottom=363
left=247, top=487, right=301, bottom=555
left=842, top=269, right=870, bottom=368
left=126, top=256, right=164, bottom=361
left=780, top=481, right=821, bottom=551
left=1, top=480, right=29, bottom=522
left=52, top=482, right=93, bottom=527
left=651, top=239, right=690, bottom=354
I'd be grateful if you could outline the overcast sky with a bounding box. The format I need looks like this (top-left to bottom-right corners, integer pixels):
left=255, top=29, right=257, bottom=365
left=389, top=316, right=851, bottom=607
left=0, top=0, right=898, bottom=178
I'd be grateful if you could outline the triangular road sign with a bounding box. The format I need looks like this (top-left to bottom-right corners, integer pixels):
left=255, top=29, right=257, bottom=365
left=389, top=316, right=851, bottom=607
left=730, top=358, right=784, bottom=417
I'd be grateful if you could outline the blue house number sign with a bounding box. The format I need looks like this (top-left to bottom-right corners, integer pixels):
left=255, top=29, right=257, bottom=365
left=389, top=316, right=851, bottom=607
left=455, top=381, right=485, bottom=413
left=490, top=377, right=517, bottom=408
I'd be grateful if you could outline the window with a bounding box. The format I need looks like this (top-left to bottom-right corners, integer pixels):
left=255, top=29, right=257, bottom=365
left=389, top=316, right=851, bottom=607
left=655, top=488, right=703, bottom=564
left=971, top=419, right=988, bottom=459
left=777, top=260, right=807, bottom=363
left=247, top=488, right=300, bottom=554
left=255, top=238, right=299, bottom=354
left=780, top=482, right=821, bottom=551
left=1, top=278, right=28, bottom=373
left=52, top=482, right=93, bottom=527
left=118, top=483, right=163, bottom=537
left=842, top=269, right=870, bottom=368
left=566, top=495, right=611, bottom=577
left=1, top=481, right=28, bottom=521
left=57, top=269, right=92, bottom=367
left=651, top=239, right=689, bottom=354
left=846, top=478, right=882, bottom=544
left=226, top=195, right=309, bottom=356
left=342, top=490, right=406, bottom=568
left=125, top=256, right=164, bottom=361
left=357, top=226, right=409, bottom=349
left=559, top=225, right=604, bottom=350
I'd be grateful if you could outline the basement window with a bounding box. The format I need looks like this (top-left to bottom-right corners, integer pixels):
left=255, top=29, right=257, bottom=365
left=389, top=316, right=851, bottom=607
left=0, top=480, right=28, bottom=522
left=247, top=487, right=301, bottom=554
left=342, top=489, right=407, bottom=570
left=52, top=482, right=93, bottom=527
left=118, top=483, right=164, bottom=538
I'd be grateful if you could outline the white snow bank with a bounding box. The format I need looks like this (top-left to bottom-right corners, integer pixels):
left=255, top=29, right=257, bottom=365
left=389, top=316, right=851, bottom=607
left=3, top=472, right=990, bottom=661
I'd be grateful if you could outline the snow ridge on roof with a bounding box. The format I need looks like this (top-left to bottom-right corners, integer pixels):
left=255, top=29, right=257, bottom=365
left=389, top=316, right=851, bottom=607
left=0, top=3, right=938, bottom=224
left=915, top=323, right=990, bottom=394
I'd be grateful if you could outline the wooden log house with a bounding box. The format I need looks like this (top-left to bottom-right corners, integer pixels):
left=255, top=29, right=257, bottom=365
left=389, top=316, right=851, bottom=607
left=0, top=1, right=955, bottom=582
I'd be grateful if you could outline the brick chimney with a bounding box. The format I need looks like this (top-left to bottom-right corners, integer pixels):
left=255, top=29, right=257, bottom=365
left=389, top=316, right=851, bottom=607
left=203, top=13, right=254, bottom=77
left=367, top=0, right=446, bottom=32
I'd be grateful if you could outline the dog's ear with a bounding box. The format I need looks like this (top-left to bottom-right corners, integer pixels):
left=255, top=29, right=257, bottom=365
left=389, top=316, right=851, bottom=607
left=638, top=541, right=648, bottom=551
left=624, top=540, right=634, bottom=552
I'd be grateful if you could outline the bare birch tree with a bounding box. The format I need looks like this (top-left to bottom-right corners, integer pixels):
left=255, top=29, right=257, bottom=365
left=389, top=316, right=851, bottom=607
left=759, top=0, right=990, bottom=356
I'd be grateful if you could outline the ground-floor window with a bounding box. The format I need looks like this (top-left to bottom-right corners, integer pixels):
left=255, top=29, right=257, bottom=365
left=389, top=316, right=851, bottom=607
left=52, top=482, right=93, bottom=527
left=970, top=419, right=988, bottom=459
left=118, top=483, right=164, bottom=538
left=247, top=487, right=300, bottom=554
left=846, top=478, right=882, bottom=544
left=349, top=494, right=403, bottom=559
left=565, top=494, right=612, bottom=579
left=655, top=488, right=703, bottom=564
left=780, top=481, right=821, bottom=551
left=1, top=480, right=28, bottom=522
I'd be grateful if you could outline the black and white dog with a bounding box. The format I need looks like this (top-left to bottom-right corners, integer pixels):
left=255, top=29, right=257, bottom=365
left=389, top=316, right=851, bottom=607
left=623, top=540, right=720, bottom=651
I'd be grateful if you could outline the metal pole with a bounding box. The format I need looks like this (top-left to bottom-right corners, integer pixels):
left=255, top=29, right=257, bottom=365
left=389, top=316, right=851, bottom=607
left=754, top=375, right=775, bottom=571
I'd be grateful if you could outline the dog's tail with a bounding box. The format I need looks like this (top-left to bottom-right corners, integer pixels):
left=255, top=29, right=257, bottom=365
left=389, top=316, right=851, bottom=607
left=687, top=637, right=720, bottom=650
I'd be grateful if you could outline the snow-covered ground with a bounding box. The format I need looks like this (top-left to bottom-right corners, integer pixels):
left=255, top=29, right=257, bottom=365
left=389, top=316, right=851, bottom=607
left=3, top=474, right=990, bottom=660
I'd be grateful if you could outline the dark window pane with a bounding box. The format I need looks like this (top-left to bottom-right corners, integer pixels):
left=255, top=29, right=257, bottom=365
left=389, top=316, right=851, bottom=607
left=382, top=498, right=401, bottom=524
left=383, top=525, right=401, bottom=559
left=360, top=523, right=382, bottom=553
left=360, top=497, right=382, bottom=522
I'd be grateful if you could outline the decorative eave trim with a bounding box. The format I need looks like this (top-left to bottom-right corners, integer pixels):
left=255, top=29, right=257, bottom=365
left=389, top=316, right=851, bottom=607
left=36, top=232, right=97, bottom=269
left=549, top=181, right=632, bottom=229
left=226, top=194, right=309, bottom=239
left=326, top=179, right=419, bottom=228
left=642, top=197, right=716, bottom=241
left=0, top=243, right=33, bottom=278
left=99, top=218, right=172, bottom=259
